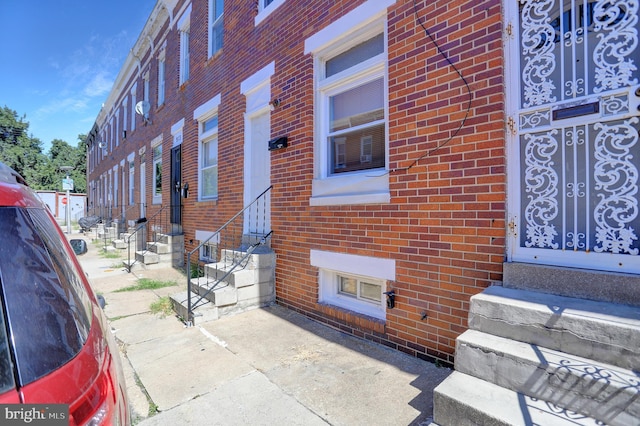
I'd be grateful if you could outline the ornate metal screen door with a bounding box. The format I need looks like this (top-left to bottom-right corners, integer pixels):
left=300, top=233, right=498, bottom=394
left=506, top=0, right=640, bottom=273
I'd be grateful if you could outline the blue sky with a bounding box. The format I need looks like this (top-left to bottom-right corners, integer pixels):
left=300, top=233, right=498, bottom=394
left=0, top=1, right=156, bottom=152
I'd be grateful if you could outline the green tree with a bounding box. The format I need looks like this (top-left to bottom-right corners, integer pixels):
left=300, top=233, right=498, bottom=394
left=46, top=138, right=87, bottom=193
left=0, top=106, right=87, bottom=192
left=0, top=106, right=47, bottom=184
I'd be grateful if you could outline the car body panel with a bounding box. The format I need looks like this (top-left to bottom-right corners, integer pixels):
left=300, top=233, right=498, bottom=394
left=0, top=162, right=130, bottom=425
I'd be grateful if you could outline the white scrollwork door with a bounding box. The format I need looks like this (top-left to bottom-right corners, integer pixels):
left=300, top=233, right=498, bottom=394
left=506, top=0, right=640, bottom=273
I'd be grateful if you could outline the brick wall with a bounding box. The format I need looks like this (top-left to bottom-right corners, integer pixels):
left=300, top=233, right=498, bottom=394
left=89, top=0, right=506, bottom=365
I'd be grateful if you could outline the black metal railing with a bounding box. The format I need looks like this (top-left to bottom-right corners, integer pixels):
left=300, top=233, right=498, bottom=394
left=185, top=186, right=272, bottom=325
left=124, top=205, right=170, bottom=272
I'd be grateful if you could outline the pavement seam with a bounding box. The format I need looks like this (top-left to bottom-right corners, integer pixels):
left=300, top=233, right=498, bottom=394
left=197, top=325, right=228, bottom=348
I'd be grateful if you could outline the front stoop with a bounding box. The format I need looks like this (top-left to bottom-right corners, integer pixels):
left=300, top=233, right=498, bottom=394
left=170, top=248, right=276, bottom=325
left=433, top=286, right=640, bottom=426
left=121, top=233, right=184, bottom=271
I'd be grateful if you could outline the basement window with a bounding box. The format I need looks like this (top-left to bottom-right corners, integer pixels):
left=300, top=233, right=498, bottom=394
left=311, top=249, right=394, bottom=320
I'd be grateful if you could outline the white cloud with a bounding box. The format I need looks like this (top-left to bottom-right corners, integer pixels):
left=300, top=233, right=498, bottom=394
left=83, top=72, right=113, bottom=98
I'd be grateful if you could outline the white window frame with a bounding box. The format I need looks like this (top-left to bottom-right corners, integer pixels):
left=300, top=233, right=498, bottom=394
left=158, top=54, right=166, bottom=106
left=209, top=0, right=224, bottom=57
left=305, top=1, right=394, bottom=206
left=255, top=0, right=286, bottom=26
left=311, top=249, right=395, bottom=320
left=178, top=5, right=192, bottom=85
left=199, top=124, right=218, bottom=200
left=195, top=230, right=220, bottom=262
left=130, top=84, right=137, bottom=132
left=194, top=95, right=221, bottom=201
left=151, top=135, right=163, bottom=205
left=112, top=165, right=119, bottom=211
left=143, top=72, right=150, bottom=105
left=122, top=97, right=128, bottom=138
left=128, top=152, right=135, bottom=205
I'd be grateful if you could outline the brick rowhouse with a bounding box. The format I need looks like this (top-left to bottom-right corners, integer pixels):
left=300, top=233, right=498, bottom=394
left=86, top=0, right=506, bottom=365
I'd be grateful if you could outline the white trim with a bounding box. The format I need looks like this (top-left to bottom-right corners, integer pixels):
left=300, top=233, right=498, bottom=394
left=127, top=152, right=135, bottom=162
left=171, top=118, right=185, bottom=135
left=255, top=0, right=286, bottom=26
left=307, top=12, right=390, bottom=205
left=150, top=134, right=163, bottom=148
left=310, top=249, right=395, bottom=280
left=240, top=62, right=275, bottom=94
left=195, top=229, right=220, bottom=244
left=304, top=0, right=395, bottom=54
left=310, top=173, right=390, bottom=206
left=194, top=94, right=221, bottom=121
left=312, top=249, right=393, bottom=320
left=177, top=3, right=192, bottom=30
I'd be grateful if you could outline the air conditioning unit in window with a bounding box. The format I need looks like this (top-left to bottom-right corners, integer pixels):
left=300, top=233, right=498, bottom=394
left=360, top=154, right=371, bottom=163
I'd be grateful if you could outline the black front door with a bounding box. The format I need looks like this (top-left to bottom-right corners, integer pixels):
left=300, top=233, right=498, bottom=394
left=170, top=145, right=181, bottom=225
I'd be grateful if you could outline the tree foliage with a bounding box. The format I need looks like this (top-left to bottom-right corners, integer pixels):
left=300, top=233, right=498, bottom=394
left=0, top=106, right=87, bottom=193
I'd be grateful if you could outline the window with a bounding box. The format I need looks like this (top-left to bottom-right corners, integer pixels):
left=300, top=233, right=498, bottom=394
left=339, top=275, right=382, bottom=302
left=130, top=85, right=137, bottom=132
left=305, top=2, right=391, bottom=206
left=255, top=0, right=285, bottom=25
left=325, top=36, right=385, bottom=174
left=323, top=271, right=385, bottom=318
left=128, top=159, right=135, bottom=205
left=178, top=6, right=191, bottom=85
left=158, top=58, right=165, bottom=106
left=196, top=230, right=220, bottom=262
left=200, top=128, right=218, bottom=199
left=200, top=243, right=216, bottom=262
left=209, top=0, right=224, bottom=56
left=152, top=143, right=162, bottom=203
left=0, top=207, right=91, bottom=385
left=311, top=249, right=394, bottom=320
left=113, top=166, right=118, bottom=210
left=194, top=94, right=221, bottom=201
left=144, top=74, right=150, bottom=104
left=123, top=98, right=128, bottom=138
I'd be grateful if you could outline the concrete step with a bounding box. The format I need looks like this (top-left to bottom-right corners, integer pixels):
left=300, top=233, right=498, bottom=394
left=220, top=248, right=275, bottom=269
left=170, top=290, right=219, bottom=324
left=147, top=241, right=171, bottom=254
left=112, top=239, right=127, bottom=249
left=135, top=251, right=159, bottom=264
left=190, top=277, right=238, bottom=307
left=455, top=330, right=639, bottom=425
left=204, top=262, right=273, bottom=288
left=433, top=372, right=603, bottom=426
left=469, top=286, right=640, bottom=370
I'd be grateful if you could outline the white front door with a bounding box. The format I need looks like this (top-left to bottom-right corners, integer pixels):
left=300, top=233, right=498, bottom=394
left=243, top=110, right=271, bottom=236
left=506, top=0, right=640, bottom=273
left=140, top=161, right=146, bottom=218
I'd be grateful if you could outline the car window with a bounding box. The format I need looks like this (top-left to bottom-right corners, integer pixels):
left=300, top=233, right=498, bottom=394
left=0, top=207, right=92, bottom=386
left=0, top=301, right=15, bottom=394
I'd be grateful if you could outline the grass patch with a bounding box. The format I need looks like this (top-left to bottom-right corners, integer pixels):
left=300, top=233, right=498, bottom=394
left=114, top=278, right=178, bottom=293
left=150, top=296, right=174, bottom=318
left=99, top=249, right=121, bottom=259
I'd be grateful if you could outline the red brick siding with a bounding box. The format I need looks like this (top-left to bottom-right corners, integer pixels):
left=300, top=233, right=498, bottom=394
left=89, top=0, right=507, bottom=366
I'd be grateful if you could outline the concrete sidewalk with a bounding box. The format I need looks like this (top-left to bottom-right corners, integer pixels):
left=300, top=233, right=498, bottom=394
left=74, top=234, right=452, bottom=425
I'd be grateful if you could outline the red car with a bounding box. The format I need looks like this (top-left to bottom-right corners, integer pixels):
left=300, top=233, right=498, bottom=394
left=0, top=162, right=130, bottom=425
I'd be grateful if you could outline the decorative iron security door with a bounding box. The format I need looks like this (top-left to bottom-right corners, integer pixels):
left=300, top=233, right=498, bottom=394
left=507, top=0, right=640, bottom=273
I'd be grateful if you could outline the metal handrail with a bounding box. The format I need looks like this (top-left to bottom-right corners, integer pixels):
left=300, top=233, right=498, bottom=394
left=124, top=205, right=169, bottom=272
left=185, top=185, right=272, bottom=324
left=189, top=230, right=272, bottom=311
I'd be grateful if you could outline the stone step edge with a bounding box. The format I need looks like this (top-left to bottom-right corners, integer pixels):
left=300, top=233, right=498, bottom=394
left=469, top=285, right=640, bottom=369
left=433, top=372, right=602, bottom=426
left=456, top=330, right=639, bottom=424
